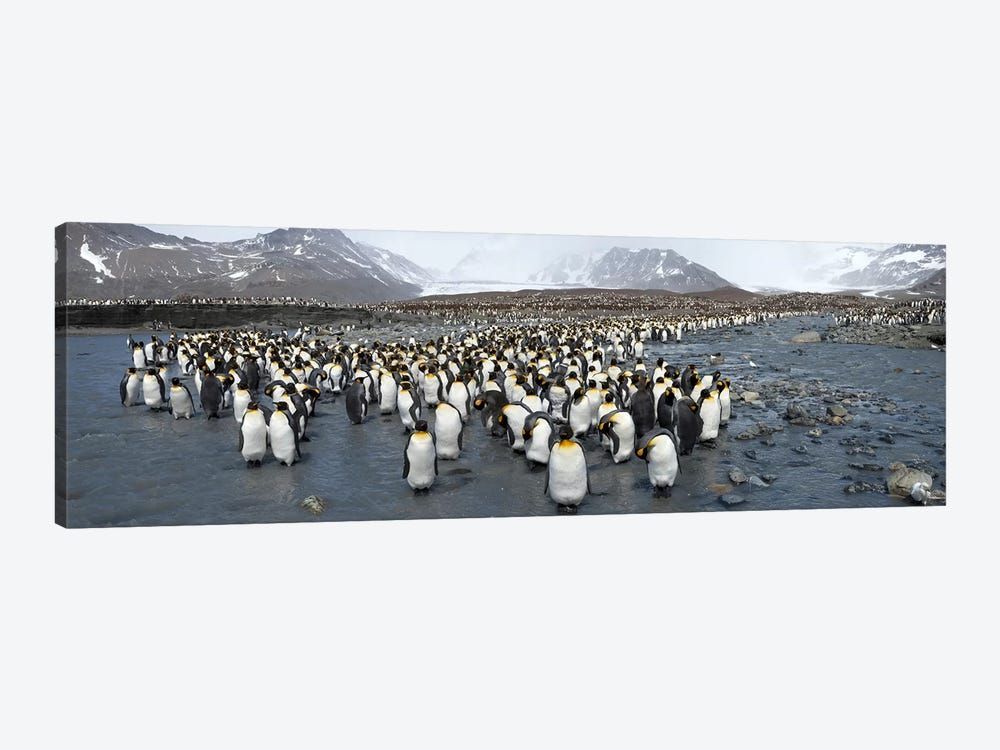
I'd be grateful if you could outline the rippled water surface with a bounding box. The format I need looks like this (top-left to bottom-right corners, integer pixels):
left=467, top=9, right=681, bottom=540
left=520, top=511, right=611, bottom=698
left=58, top=316, right=946, bottom=527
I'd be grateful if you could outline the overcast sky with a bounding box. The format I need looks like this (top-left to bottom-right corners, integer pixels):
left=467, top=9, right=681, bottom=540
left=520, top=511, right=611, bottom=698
left=145, top=223, right=893, bottom=290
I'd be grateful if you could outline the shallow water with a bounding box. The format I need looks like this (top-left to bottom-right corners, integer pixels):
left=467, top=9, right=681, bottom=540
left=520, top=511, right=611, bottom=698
left=58, top=316, right=946, bottom=527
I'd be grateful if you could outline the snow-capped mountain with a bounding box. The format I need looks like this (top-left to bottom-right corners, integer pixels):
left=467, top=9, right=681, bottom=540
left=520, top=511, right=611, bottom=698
left=529, top=246, right=733, bottom=292
left=57, top=223, right=434, bottom=302
left=831, top=244, right=945, bottom=289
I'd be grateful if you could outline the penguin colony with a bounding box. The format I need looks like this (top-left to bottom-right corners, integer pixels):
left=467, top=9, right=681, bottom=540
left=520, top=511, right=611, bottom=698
left=118, top=319, right=742, bottom=513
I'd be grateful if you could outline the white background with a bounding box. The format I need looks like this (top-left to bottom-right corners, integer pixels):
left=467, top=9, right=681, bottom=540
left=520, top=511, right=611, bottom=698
left=2, top=2, right=997, bottom=748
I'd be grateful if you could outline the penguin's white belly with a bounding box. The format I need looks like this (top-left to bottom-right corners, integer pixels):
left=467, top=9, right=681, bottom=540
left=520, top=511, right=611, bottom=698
left=447, top=385, right=470, bottom=420
left=379, top=379, right=398, bottom=414
left=434, top=413, right=463, bottom=459
left=568, top=402, right=590, bottom=437
left=170, top=389, right=194, bottom=419
left=132, top=350, right=146, bottom=368
left=398, top=394, right=417, bottom=429
left=525, top=422, right=552, bottom=464
left=699, top=402, right=721, bottom=441
left=720, top=393, right=732, bottom=422
left=241, top=417, right=268, bottom=462
left=233, top=392, right=250, bottom=423
left=422, top=380, right=441, bottom=405
left=405, top=437, right=436, bottom=489
left=646, top=440, right=679, bottom=487
left=547, top=446, right=588, bottom=505
left=609, top=417, right=636, bottom=463
left=504, top=409, right=529, bottom=451
left=269, top=419, right=297, bottom=465
left=142, top=378, right=164, bottom=407
left=124, top=378, right=142, bottom=406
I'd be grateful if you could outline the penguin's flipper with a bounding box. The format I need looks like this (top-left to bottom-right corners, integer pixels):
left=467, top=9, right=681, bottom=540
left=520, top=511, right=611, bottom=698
left=119, top=375, right=128, bottom=405
left=402, top=434, right=413, bottom=477
left=238, top=424, right=244, bottom=452
left=183, top=384, right=196, bottom=414
left=156, top=374, right=166, bottom=403
left=543, top=469, right=550, bottom=496
left=458, top=429, right=463, bottom=451
left=609, top=430, right=620, bottom=457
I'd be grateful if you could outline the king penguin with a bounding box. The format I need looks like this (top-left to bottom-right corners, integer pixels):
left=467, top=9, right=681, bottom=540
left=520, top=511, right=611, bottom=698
left=545, top=425, right=591, bottom=513
left=403, top=419, right=437, bottom=492
left=168, top=377, right=196, bottom=419
left=239, top=402, right=269, bottom=467
left=434, top=401, right=464, bottom=460
left=120, top=367, right=143, bottom=407
left=635, top=428, right=681, bottom=496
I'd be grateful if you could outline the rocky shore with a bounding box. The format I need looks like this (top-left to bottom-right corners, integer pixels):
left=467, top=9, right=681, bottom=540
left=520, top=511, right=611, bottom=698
left=824, top=322, right=946, bottom=350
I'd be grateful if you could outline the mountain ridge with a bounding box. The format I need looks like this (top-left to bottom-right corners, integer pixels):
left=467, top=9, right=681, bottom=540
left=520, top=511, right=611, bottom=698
left=57, top=223, right=432, bottom=303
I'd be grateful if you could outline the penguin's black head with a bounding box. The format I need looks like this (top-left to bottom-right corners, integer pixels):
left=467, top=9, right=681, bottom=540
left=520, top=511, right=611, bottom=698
left=604, top=393, right=615, bottom=403
left=414, top=419, right=429, bottom=432
left=146, top=368, right=157, bottom=375
left=275, top=402, right=289, bottom=411
left=171, top=377, right=181, bottom=385
left=558, top=425, right=574, bottom=441
left=246, top=402, right=260, bottom=411
left=716, top=381, right=725, bottom=392
left=127, top=367, right=136, bottom=374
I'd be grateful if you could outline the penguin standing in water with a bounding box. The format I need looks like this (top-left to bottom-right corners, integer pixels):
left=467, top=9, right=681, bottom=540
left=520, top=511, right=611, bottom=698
left=243, top=358, right=261, bottom=393
left=596, top=393, right=619, bottom=449
left=675, top=399, right=704, bottom=455
left=168, top=378, right=196, bottom=419
left=378, top=370, right=398, bottom=415
left=131, top=343, right=147, bottom=369
left=397, top=380, right=422, bottom=432
left=564, top=387, right=592, bottom=438
left=232, top=383, right=252, bottom=423
left=268, top=402, right=300, bottom=466
left=629, top=382, right=656, bottom=440
left=598, top=410, right=637, bottom=464
left=635, top=428, right=681, bottom=496
left=656, top=389, right=678, bottom=433
left=345, top=377, right=369, bottom=425
left=239, top=402, right=269, bottom=467
left=698, top=387, right=722, bottom=442
left=433, top=401, right=464, bottom=459
left=447, top=376, right=474, bottom=422
left=522, top=411, right=555, bottom=467
left=120, top=368, right=143, bottom=406
left=200, top=371, right=224, bottom=419
left=680, top=364, right=698, bottom=395
left=142, top=368, right=167, bottom=411
left=403, top=419, right=437, bottom=492
left=717, top=380, right=732, bottom=426
left=545, top=425, right=591, bottom=513
left=497, top=402, right=532, bottom=452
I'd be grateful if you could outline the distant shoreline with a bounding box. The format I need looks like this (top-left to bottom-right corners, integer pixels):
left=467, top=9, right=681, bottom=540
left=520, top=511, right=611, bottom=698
left=55, top=303, right=396, bottom=332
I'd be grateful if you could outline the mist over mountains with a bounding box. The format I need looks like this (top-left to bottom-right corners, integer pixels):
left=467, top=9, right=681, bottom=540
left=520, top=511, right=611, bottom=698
left=57, top=223, right=945, bottom=302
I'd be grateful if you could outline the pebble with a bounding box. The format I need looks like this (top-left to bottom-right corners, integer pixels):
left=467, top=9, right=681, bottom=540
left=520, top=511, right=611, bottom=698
left=729, top=468, right=748, bottom=484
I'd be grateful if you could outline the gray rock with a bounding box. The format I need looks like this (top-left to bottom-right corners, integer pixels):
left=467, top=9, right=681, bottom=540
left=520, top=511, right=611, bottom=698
left=790, top=330, right=822, bottom=343
left=785, top=402, right=811, bottom=421
left=748, top=475, right=770, bottom=487
left=827, top=404, right=848, bottom=417
left=887, top=466, right=933, bottom=497
left=729, top=468, right=748, bottom=484
left=300, top=495, right=327, bottom=515
left=741, top=391, right=760, bottom=403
